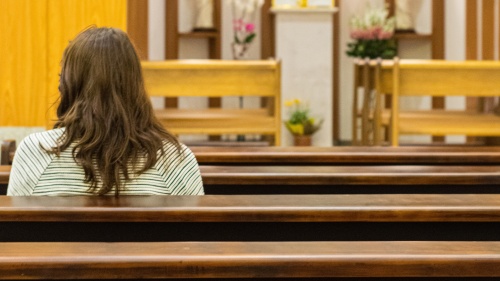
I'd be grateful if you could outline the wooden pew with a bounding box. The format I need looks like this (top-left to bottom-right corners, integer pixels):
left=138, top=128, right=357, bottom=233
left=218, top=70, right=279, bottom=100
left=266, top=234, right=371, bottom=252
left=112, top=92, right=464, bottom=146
left=374, top=59, right=500, bottom=146
left=6, top=145, right=500, bottom=166
left=2, top=194, right=500, bottom=242
left=191, top=146, right=500, bottom=165
left=0, top=165, right=7, bottom=198
left=142, top=60, right=281, bottom=145
left=2, top=241, right=500, bottom=279
left=2, top=164, right=499, bottom=194
left=201, top=165, right=500, bottom=194
left=0, top=140, right=15, bottom=165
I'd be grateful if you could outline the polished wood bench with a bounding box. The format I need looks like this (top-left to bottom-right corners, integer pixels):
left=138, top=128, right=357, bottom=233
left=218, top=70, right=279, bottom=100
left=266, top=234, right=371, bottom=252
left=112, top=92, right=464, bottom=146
left=201, top=165, right=500, bottom=194
left=1, top=194, right=500, bottom=242
left=0, top=166, right=8, bottom=190
left=191, top=146, right=500, bottom=165
left=2, top=164, right=499, bottom=194
left=2, top=241, right=500, bottom=279
left=7, top=145, right=500, bottom=165
left=0, top=140, right=15, bottom=165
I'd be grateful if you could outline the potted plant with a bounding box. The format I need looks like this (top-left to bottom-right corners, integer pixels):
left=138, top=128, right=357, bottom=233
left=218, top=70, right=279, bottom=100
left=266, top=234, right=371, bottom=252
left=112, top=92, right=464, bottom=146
left=284, top=99, right=323, bottom=146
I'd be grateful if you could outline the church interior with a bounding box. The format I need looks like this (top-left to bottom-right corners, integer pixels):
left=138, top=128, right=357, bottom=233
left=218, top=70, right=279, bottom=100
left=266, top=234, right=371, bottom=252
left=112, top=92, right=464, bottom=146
left=2, top=0, right=500, bottom=147
left=1, top=0, right=500, bottom=279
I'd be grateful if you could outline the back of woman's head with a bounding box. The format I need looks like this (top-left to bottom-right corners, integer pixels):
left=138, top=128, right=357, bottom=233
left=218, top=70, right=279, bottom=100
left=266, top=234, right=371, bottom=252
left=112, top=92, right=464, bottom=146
left=55, top=27, right=179, bottom=196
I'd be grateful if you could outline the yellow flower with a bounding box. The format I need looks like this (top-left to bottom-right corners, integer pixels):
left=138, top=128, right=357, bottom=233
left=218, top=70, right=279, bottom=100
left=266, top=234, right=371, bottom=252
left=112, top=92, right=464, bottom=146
left=293, top=98, right=301, bottom=105
left=284, top=100, right=294, bottom=107
left=285, top=122, right=304, bottom=135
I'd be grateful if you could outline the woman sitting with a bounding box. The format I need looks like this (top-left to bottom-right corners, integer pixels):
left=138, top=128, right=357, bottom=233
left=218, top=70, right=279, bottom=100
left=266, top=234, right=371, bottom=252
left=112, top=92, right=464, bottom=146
left=8, top=27, right=204, bottom=196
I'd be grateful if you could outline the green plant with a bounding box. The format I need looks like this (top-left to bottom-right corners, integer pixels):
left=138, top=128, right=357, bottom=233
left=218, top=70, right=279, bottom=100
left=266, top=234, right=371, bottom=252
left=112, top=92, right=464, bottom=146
left=284, top=99, right=323, bottom=136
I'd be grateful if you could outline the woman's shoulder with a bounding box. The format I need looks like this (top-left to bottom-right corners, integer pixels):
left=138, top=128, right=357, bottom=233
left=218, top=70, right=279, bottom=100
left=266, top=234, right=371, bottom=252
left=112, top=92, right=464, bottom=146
left=159, top=140, right=194, bottom=161
left=156, top=140, right=203, bottom=195
left=19, top=128, right=65, bottom=152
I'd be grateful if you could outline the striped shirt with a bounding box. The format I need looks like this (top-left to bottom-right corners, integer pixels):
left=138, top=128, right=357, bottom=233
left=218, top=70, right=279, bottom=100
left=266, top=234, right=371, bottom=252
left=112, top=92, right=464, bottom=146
left=7, top=128, right=204, bottom=196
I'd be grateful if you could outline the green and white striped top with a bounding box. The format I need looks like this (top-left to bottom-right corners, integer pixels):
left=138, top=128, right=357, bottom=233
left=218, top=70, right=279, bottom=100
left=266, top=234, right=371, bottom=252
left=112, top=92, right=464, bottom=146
left=7, top=128, right=204, bottom=196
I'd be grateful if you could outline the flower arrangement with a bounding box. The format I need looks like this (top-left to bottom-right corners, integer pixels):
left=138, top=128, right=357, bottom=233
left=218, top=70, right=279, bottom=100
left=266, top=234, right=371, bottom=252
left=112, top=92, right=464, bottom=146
left=230, top=0, right=264, bottom=59
left=346, top=5, right=397, bottom=59
left=284, top=99, right=323, bottom=136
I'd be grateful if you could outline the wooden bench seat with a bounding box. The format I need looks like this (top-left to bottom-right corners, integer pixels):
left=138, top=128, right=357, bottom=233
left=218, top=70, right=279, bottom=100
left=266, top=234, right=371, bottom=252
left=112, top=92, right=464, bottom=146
left=6, top=145, right=500, bottom=165
left=2, top=241, right=500, bottom=279
left=199, top=165, right=500, bottom=194
left=191, top=146, right=500, bottom=165
left=3, top=194, right=500, bottom=222
left=2, top=194, right=500, bottom=242
left=2, top=164, right=499, bottom=194
left=0, top=166, right=8, bottom=186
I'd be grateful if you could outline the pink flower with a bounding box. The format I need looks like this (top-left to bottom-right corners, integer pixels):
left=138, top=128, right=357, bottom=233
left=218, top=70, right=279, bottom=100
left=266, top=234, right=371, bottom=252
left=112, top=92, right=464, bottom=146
left=350, top=30, right=362, bottom=40
left=245, top=23, right=255, bottom=33
left=233, top=19, right=244, bottom=31
left=359, top=30, right=372, bottom=40
left=377, top=31, right=393, bottom=40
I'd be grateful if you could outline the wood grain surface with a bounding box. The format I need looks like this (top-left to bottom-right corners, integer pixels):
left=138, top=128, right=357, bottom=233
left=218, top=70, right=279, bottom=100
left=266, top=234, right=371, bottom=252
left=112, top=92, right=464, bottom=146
left=191, top=146, right=500, bottom=164
left=200, top=165, right=500, bottom=185
left=2, top=164, right=499, bottom=186
left=1, top=194, right=500, bottom=222
left=2, top=241, right=500, bottom=278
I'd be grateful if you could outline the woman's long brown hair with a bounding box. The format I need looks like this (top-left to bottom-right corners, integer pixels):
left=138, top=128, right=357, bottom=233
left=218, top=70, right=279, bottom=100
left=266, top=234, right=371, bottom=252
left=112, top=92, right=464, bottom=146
left=52, top=27, right=180, bottom=196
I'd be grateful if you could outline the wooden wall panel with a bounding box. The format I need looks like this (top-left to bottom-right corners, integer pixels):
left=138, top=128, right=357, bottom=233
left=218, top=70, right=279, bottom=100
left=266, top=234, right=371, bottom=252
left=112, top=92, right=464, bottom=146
left=1, top=0, right=127, bottom=128
left=46, top=0, right=127, bottom=126
left=0, top=0, right=48, bottom=126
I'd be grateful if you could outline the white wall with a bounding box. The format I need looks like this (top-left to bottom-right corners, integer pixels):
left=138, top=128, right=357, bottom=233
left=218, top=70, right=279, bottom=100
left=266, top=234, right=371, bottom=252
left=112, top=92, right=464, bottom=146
left=148, top=0, right=166, bottom=109
left=444, top=0, right=466, bottom=143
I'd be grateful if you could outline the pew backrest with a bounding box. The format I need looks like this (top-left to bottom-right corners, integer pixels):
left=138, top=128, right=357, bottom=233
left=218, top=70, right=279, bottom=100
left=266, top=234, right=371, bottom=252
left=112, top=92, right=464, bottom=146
left=375, top=59, right=500, bottom=145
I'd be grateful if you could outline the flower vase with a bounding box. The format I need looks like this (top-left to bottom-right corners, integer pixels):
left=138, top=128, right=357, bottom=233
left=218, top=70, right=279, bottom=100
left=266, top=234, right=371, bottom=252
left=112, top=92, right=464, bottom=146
left=294, top=135, right=312, bottom=146
left=232, top=42, right=250, bottom=60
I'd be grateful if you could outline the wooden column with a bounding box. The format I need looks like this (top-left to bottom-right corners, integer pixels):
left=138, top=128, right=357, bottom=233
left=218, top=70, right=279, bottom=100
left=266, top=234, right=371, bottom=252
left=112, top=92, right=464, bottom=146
left=208, top=0, right=222, bottom=112
left=127, top=0, right=148, bottom=60
left=333, top=0, right=340, bottom=145
left=261, top=0, right=275, bottom=59
left=431, top=0, right=445, bottom=143
left=165, top=0, right=179, bottom=108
